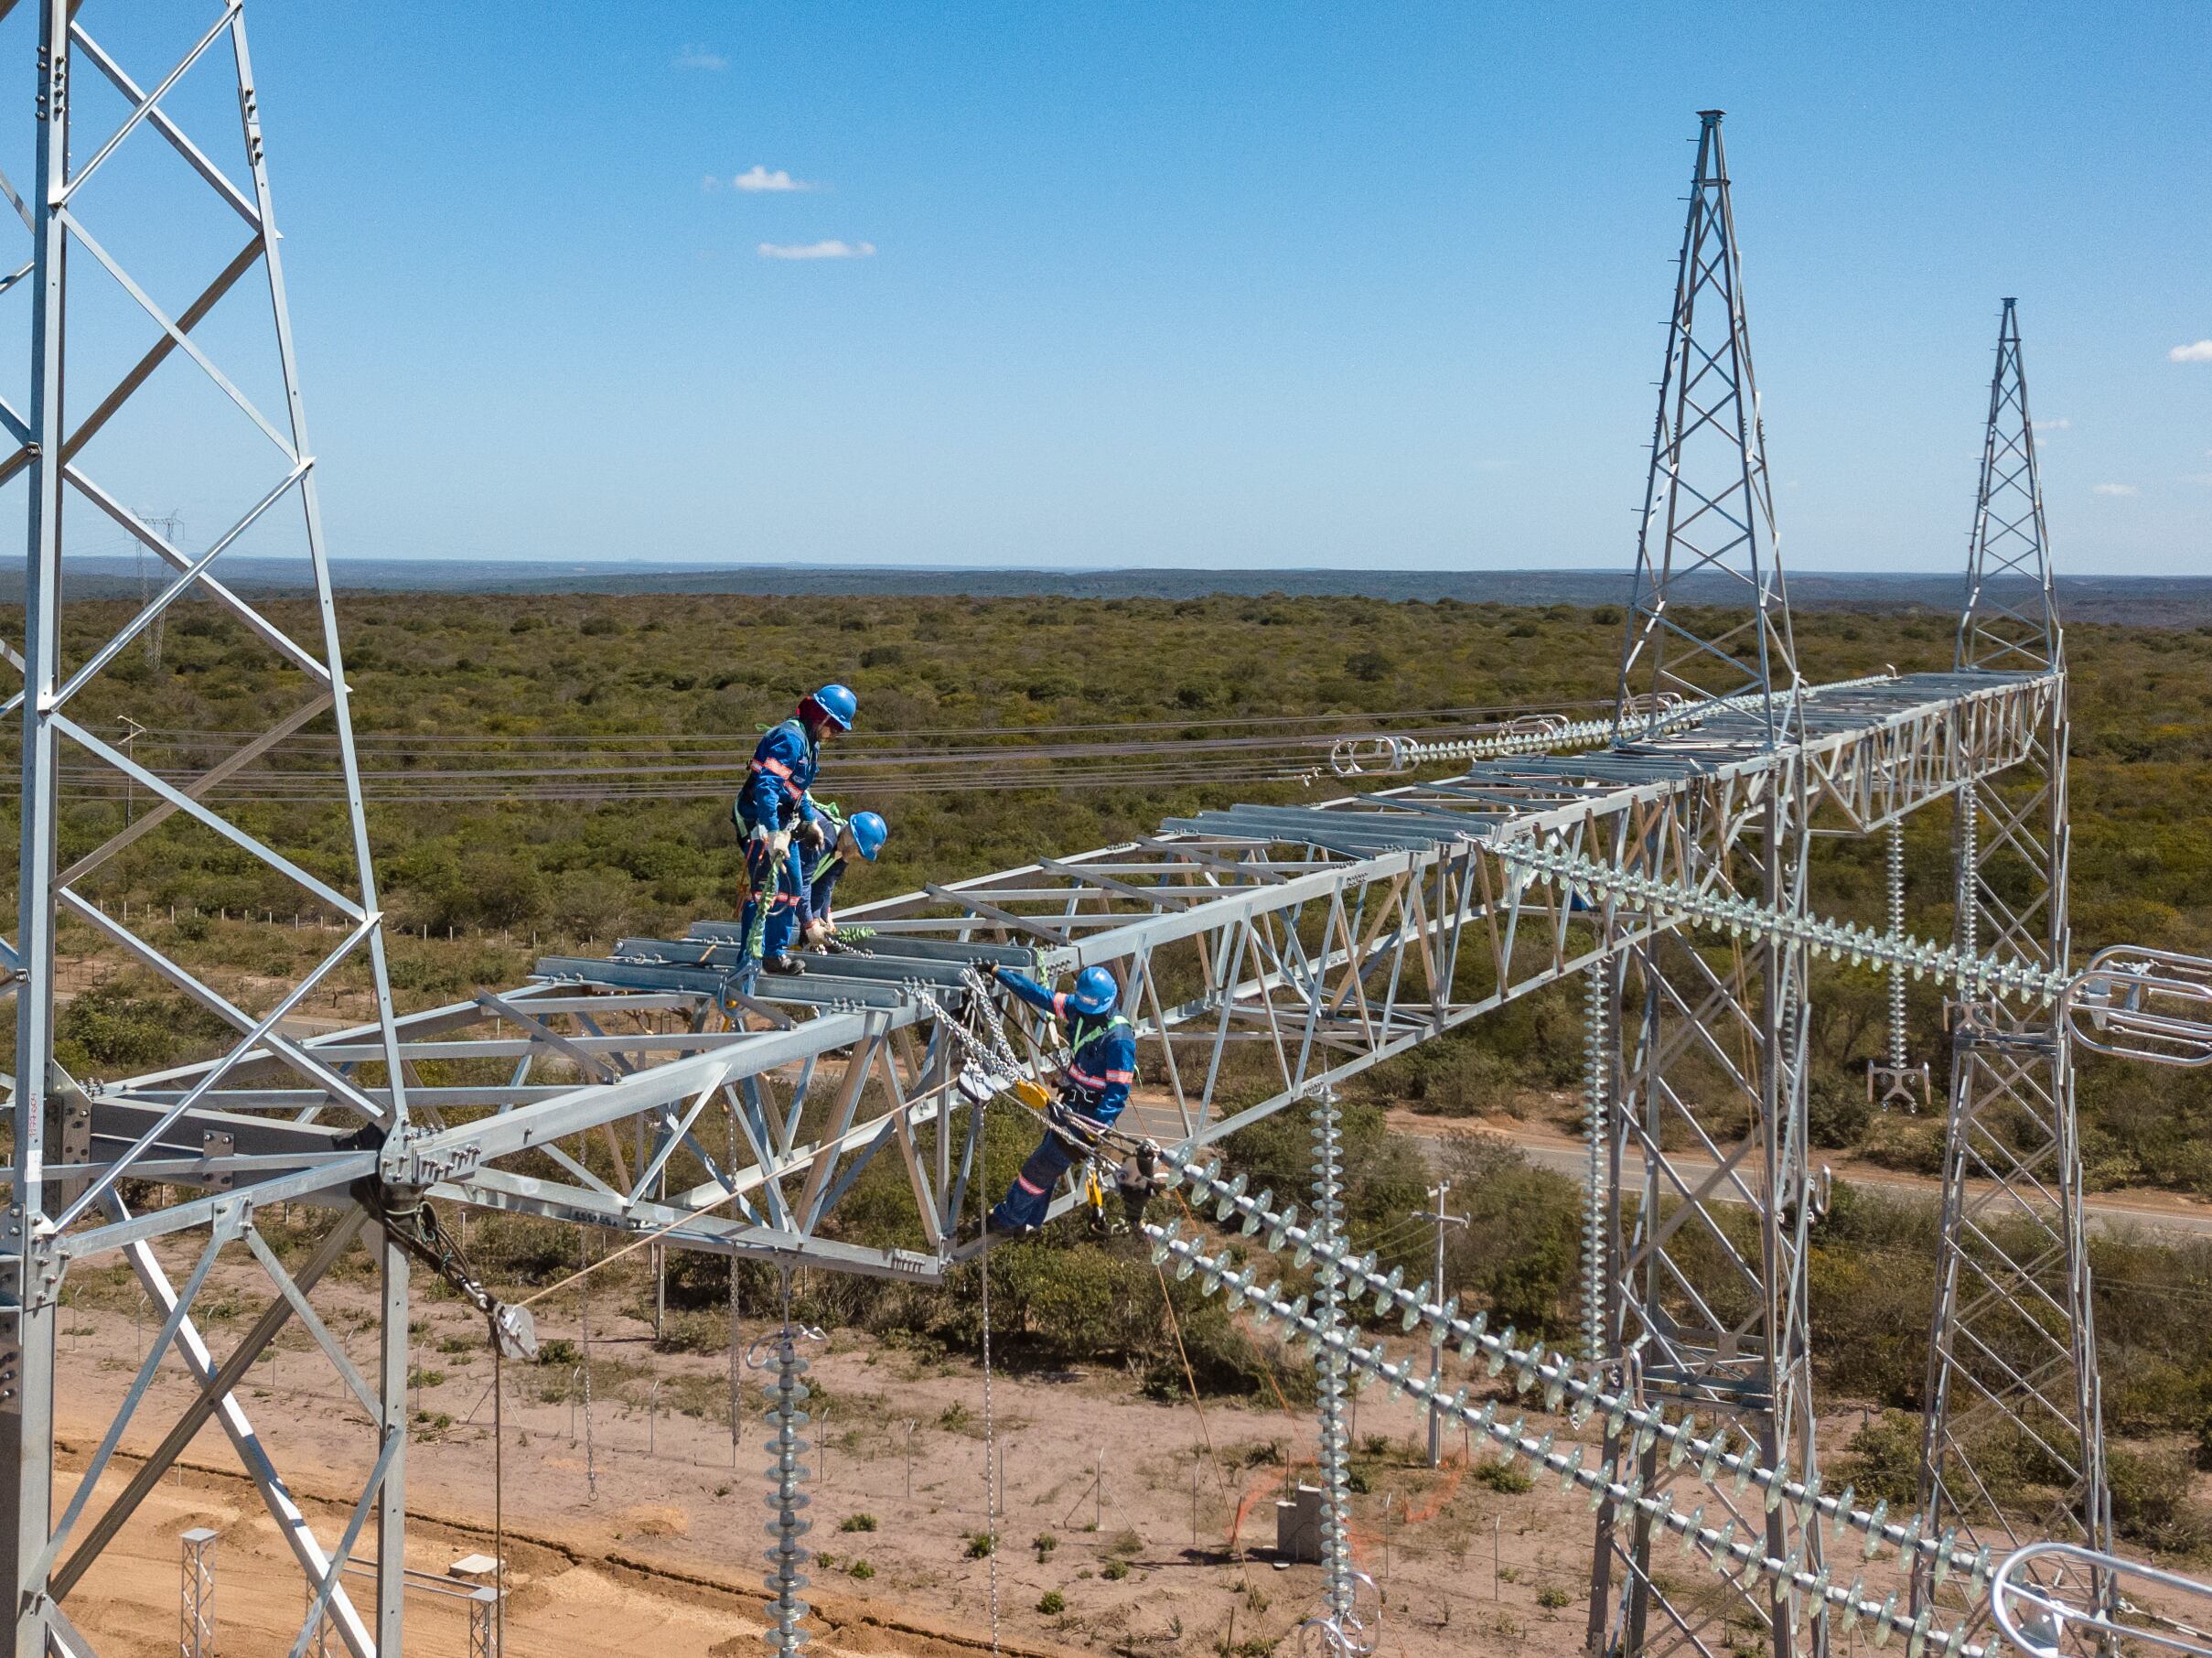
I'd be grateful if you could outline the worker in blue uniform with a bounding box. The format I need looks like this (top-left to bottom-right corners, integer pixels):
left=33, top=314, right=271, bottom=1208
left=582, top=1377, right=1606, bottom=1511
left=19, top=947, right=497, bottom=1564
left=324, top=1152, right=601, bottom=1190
left=795, top=805, right=888, bottom=950
left=733, top=684, right=855, bottom=974
left=983, top=964, right=1136, bottom=1235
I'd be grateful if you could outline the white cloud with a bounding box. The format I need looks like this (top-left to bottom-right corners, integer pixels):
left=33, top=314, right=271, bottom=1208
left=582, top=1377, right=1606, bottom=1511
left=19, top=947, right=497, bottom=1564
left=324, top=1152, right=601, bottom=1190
left=673, top=45, right=728, bottom=70
left=758, top=239, right=876, bottom=260
left=2169, top=340, right=2212, bottom=363
left=2033, top=416, right=2070, bottom=434
left=2092, top=482, right=2140, bottom=497
left=733, top=165, right=817, bottom=193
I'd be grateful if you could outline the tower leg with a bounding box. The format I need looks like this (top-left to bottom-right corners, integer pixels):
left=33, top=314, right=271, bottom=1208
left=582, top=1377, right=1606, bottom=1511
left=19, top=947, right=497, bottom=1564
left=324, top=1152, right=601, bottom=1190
left=377, top=1239, right=409, bottom=1654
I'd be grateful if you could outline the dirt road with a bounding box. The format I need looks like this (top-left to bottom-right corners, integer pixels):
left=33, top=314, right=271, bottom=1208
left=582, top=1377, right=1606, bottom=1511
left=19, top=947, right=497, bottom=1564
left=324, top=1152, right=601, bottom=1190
left=1390, top=1111, right=2212, bottom=1240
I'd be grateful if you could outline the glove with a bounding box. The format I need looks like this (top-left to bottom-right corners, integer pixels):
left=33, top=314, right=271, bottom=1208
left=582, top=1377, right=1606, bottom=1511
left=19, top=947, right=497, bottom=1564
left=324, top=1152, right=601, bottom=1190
left=971, top=958, right=1001, bottom=976
left=795, top=817, right=828, bottom=852
left=765, top=827, right=792, bottom=861
left=1047, top=1099, right=1104, bottom=1150
left=802, top=919, right=833, bottom=946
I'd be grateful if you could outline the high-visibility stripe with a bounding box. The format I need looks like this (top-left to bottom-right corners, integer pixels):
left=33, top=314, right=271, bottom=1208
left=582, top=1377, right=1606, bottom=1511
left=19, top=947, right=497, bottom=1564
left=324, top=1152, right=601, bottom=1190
left=1104, top=1070, right=1133, bottom=1083
left=747, top=756, right=804, bottom=798
left=1051, top=992, right=1069, bottom=1018
left=1015, top=1173, right=1047, bottom=1196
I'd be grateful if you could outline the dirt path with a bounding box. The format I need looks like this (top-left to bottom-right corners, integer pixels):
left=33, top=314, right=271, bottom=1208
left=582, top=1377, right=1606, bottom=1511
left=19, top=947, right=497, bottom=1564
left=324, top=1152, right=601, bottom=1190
left=1390, top=1109, right=2212, bottom=1239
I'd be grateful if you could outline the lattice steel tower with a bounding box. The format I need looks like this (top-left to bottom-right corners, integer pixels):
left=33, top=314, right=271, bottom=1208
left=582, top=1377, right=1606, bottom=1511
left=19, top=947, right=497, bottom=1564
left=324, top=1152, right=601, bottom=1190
left=1591, top=110, right=1822, bottom=1658
left=1915, top=299, right=2110, bottom=1620
left=4, top=4, right=414, bottom=1653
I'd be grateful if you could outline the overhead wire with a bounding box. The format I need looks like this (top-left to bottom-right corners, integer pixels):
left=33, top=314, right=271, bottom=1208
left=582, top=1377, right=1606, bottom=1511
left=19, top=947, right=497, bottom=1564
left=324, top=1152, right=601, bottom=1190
left=124, top=696, right=1607, bottom=746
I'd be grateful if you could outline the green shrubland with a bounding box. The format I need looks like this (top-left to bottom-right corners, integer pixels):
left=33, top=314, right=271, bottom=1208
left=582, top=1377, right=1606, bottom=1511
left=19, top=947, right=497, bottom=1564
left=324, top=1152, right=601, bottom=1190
left=20, top=589, right=2212, bottom=1542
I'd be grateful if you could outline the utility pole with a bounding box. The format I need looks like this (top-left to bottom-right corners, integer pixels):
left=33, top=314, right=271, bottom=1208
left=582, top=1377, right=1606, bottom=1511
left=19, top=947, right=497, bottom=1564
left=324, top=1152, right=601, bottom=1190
left=1411, top=1181, right=1467, bottom=1469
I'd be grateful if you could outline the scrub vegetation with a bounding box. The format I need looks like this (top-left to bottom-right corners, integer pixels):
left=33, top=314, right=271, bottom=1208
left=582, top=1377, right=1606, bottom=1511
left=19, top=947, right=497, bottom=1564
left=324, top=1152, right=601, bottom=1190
left=15, top=589, right=2212, bottom=1536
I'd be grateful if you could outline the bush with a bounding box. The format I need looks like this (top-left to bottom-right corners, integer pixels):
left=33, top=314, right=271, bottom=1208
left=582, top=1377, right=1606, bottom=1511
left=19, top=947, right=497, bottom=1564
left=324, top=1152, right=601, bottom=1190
left=2110, top=1447, right=2212, bottom=1555
left=1037, top=1590, right=1066, bottom=1614
left=1474, top=1459, right=1532, bottom=1494
left=965, top=1533, right=995, bottom=1559
left=1101, top=1558, right=1129, bottom=1581
left=847, top=1560, right=874, bottom=1580
left=1442, top=1139, right=1582, bottom=1340
left=1831, top=1411, right=1923, bottom=1507
left=840, top=1513, right=876, bottom=1534
left=1346, top=650, right=1393, bottom=683
left=55, top=978, right=231, bottom=1079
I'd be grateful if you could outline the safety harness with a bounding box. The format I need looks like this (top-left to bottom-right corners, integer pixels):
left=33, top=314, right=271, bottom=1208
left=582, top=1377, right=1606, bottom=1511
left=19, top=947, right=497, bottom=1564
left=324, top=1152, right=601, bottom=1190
left=914, top=972, right=1160, bottom=1237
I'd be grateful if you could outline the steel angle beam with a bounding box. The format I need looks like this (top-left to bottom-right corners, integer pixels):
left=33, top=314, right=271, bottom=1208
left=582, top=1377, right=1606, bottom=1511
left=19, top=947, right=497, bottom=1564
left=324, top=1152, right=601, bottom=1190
left=532, top=953, right=917, bottom=1011
left=436, top=1168, right=942, bottom=1282
left=613, top=938, right=979, bottom=989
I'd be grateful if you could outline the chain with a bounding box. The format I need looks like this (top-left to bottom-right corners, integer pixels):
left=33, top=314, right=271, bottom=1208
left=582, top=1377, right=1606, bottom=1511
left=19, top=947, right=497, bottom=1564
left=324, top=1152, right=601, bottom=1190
left=904, top=974, right=1025, bottom=1086
left=1498, top=837, right=2074, bottom=1006
left=962, top=967, right=1019, bottom=1069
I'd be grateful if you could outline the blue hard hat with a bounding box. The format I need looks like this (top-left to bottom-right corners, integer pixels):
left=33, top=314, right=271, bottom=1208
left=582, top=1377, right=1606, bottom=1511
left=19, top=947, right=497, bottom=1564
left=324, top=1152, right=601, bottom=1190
left=849, top=811, right=887, bottom=861
left=1068, top=965, right=1118, bottom=1017
left=805, top=683, right=857, bottom=731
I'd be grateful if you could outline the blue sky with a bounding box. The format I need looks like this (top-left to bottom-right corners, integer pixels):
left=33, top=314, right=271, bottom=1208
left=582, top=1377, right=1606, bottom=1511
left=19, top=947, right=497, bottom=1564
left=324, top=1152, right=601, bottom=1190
left=46, top=3, right=2212, bottom=575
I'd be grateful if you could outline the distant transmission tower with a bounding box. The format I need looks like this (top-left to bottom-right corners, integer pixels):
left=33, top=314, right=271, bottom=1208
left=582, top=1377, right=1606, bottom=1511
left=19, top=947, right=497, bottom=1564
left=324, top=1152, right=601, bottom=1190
left=1589, top=111, right=1822, bottom=1658
left=136, top=510, right=183, bottom=671
left=1914, top=299, right=2110, bottom=1624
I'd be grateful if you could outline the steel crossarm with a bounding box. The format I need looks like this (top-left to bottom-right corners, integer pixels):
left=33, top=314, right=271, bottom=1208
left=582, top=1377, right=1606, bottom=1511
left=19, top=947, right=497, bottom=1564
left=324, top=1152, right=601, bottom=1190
left=71, top=668, right=2064, bottom=1273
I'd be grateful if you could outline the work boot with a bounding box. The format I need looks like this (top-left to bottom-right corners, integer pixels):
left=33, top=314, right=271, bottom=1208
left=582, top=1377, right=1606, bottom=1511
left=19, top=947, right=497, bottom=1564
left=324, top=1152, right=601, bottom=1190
left=1117, top=1144, right=1164, bottom=1230
left=763, top=953, right=807, bottom=977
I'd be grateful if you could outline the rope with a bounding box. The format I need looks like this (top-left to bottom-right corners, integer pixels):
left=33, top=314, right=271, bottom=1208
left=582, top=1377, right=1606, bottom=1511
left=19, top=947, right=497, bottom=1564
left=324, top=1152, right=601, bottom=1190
left=743, top=835, right=785, bottom=963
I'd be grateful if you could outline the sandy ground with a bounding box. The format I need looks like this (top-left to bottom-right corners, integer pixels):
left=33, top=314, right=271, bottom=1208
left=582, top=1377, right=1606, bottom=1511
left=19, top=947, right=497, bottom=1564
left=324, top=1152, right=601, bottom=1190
left=50, top=1232, right=1883, bottom=1658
